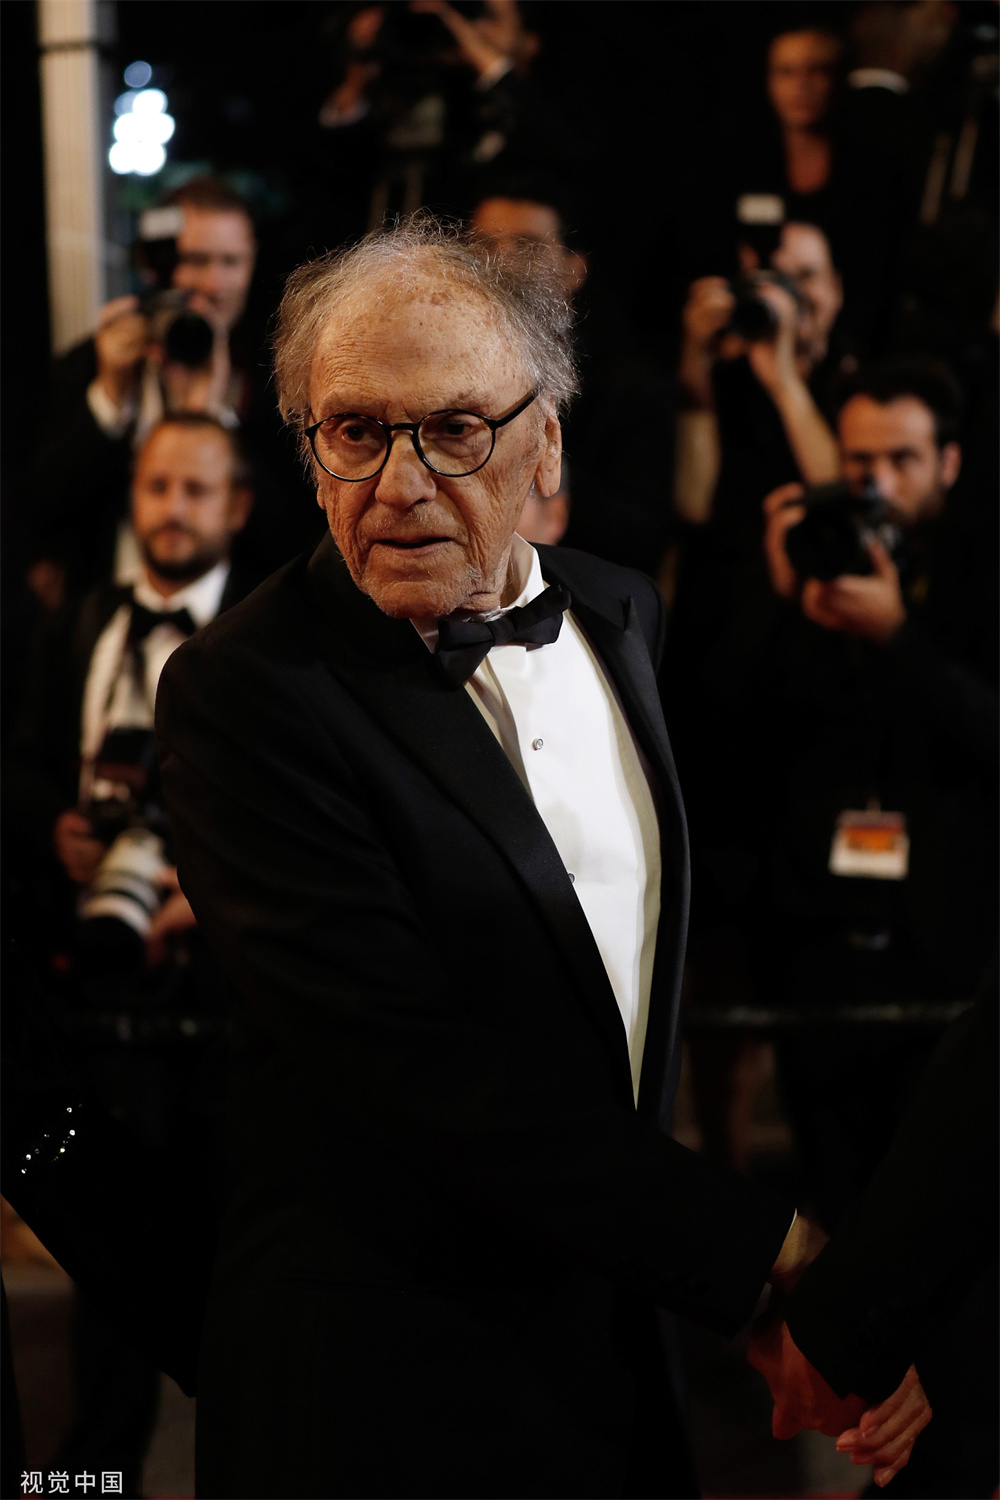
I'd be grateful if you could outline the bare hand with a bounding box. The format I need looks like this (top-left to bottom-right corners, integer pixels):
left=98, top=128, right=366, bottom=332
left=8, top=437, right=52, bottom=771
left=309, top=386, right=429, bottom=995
left=762, top=482, right=806, bottom=599
left=410, top=0, right=506, bottom=76
left=746, top=280, right=800, bottom=394
left=54, top=809, right=106, bottom=885
left=749, top=1313, right=931, bottom=1485
left=800, top=540, right=906, bottom=643
left=837, top=1365, right=933, bottom=1488
left=95, top=295, right=146, bottom=408
left=748, top=1313, right=865, bottom=1438
left=346, top=4, right=384, bottom=48
left=681, top=277, right=736, bottom=349
left=145, top=867, right=197, bottom=967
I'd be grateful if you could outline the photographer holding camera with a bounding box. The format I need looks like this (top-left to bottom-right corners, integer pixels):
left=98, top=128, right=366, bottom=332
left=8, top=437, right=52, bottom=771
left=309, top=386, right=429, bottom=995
left=674, top=218, right=844, bottom=536
left=696, top=357, right=997, bottom=1181
left=30, top=178, right=321, bottom=602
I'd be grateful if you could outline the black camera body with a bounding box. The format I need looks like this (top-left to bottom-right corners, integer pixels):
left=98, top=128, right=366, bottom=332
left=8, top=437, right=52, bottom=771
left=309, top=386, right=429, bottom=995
left=728, top=269, right=804, bottom=343
left=136, top=206, right=214, bottom=369
left=138, top=288, right=214, bottom=369
left=784, top=477, right=904, bottom=582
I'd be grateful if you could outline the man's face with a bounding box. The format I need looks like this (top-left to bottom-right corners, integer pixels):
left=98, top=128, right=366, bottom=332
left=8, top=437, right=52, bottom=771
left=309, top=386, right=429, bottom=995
left=767, top=31, right=840, bottom=130
left=171, top=207, right=256, bottom=331
left=132, top=424, right=250, bottom=584
left=770, top=222, right=842, bottom=366
left=471, top=198, right=586, bottom=296
left=839, top=394, right=961, bottom=524
left=309, top=279, right=561, bottom=620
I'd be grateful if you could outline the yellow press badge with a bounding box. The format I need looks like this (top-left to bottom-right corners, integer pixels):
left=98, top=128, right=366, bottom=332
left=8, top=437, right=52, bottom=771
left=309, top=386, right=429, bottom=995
left=829, top=810, right=909, bottom=880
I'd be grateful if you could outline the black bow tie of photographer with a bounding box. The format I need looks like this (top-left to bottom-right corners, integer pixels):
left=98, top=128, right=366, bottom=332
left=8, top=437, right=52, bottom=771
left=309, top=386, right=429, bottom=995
left=127, top=599, right=197, bottom=648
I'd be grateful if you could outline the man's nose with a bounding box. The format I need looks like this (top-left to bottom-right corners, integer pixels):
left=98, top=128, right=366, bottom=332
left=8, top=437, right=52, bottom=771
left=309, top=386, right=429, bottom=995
left=870, top=458, right=899, bottom=500
left=158, top=480, right=191, bottom=515
left=373, top=433, right=437, bottom=508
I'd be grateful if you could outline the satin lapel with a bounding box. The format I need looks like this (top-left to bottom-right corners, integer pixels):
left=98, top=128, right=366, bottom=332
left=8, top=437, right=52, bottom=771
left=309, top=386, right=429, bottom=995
left=539, top=554, right=692, bottom=1127
left=304, top=539, right=634, bottom=1099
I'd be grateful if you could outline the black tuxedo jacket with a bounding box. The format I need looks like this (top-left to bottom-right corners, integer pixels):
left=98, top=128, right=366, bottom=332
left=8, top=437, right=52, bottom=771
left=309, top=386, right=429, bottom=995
left=786, top=956, right=999, bottom=1404
left=156, top=536, right=792, bottom=1499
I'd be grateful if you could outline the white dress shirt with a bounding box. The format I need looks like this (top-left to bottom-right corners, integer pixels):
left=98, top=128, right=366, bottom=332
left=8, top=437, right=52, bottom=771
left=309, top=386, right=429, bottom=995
left=417, top=536, right=661, bottom=1101
left=79, top=562, right=230, bottom=794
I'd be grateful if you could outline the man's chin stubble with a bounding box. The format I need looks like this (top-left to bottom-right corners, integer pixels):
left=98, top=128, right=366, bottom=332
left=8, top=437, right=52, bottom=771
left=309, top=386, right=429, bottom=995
left=358, top=554, right=481, bottom=621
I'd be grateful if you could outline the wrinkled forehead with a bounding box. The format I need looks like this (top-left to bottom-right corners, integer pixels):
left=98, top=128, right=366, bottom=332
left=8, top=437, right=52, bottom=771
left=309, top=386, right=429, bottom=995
left=309, top=273, right=529, bottom=410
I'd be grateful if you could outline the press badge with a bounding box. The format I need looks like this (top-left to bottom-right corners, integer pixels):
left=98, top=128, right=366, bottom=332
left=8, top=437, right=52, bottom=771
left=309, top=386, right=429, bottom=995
left=829, top=810, right=909, bottom=880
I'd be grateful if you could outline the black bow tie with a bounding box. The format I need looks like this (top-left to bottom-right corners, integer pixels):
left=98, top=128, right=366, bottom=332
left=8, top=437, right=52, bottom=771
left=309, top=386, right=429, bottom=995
left=435, top=583, right=571, bottom=686
left=128, top=600, right=197, bottom=647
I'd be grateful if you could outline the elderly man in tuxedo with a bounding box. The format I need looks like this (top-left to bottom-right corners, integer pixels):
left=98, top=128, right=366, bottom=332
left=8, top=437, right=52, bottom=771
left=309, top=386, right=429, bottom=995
left=155, top=221, right=907, bottom=1499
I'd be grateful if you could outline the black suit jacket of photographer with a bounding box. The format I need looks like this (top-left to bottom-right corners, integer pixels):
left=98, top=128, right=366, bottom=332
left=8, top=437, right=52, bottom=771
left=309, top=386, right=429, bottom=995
left=155, top=535, right=793, bottom=1500
left=682, top=501, right=999, bottom=999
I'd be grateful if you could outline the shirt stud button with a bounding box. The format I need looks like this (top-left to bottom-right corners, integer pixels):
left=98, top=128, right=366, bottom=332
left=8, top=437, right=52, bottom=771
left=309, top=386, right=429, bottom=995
left=532, top=737, right=544, bottom=750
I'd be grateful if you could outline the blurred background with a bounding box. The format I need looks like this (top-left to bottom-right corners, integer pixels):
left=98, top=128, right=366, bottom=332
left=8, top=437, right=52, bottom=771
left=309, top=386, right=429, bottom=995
left=2, top=3, right=997, bottom=1498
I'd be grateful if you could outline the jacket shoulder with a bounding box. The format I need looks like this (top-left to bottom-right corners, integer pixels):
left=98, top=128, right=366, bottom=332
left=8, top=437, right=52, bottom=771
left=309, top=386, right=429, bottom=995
left=536, top=544, right=665, bottom=661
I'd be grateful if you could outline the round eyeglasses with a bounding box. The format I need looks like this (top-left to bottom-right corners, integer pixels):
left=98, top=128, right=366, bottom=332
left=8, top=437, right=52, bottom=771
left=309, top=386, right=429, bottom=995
left=304, top=389, right=539, bottom=482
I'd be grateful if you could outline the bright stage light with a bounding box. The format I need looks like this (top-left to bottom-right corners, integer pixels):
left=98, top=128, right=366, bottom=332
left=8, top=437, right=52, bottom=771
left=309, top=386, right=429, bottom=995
left=123, top=60, right=153, bottom=88
left=108, top=79, right=173, bottom=175
left=133, top=89, right=167, bottom=116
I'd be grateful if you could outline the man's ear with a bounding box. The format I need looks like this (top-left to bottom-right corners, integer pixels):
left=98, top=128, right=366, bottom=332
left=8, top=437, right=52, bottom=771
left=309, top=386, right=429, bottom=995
left=832, top=269, right=844, bottom=318
left=532, top=407, right=562, bottom=497
left=564, top=250, right=588, bottom=294
left=229, top=484, right=254, bottom=533
left=940, top=440, right=961, bottom=491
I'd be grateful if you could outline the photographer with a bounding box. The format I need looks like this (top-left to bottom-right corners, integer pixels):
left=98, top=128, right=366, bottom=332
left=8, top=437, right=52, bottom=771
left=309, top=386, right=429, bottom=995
left=693, top=358, right=997, bottom=1188
left=9, top=414, right=255, bottom=958
left=30, top=178, right=319, bottom=600
left=674, top=219, right=843, bottom=535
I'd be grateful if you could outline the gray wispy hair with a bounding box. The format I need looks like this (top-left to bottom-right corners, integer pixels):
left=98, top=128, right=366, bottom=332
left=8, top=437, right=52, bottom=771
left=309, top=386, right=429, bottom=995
left=272, top=215, right=580, bottom=467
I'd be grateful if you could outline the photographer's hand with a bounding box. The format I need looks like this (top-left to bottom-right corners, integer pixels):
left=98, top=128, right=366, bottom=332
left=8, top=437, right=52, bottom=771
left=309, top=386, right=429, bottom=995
left=746, top=281, right=800, bottom=396
left=763, top=483, right=806, bottom=599
left=748, top=286, right=840, bottom=485
left=410, top=0, right=508, bottom=79
left=678, top=278, right=735, bottom=410
left=94, top=296, right=147, bottom=411
left=146, top=866, right=197, bottom=968
left=801, top=540, right=907, bottom=643
left=54, top=809, right=106, bottom=885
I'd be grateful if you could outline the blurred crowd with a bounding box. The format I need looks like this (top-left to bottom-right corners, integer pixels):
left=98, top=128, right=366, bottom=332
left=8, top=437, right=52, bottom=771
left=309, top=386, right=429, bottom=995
left=2, top=3, right=997, bottom=1497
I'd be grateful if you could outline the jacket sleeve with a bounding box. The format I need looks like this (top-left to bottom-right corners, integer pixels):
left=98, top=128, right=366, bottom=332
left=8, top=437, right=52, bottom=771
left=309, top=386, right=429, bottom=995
left=785, top=958, right=999, bottom=1401
left=156, top=627, right=793, bottom=1337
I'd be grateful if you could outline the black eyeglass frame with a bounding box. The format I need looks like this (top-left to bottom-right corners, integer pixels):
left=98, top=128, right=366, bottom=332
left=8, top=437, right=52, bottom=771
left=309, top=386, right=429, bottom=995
left=304, top=389, right=539, bottom=482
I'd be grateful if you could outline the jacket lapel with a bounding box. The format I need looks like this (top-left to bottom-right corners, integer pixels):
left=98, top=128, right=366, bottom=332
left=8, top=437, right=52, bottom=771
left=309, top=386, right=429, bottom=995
left=305, top=538, right=635, bottom=1100
left=536, top=550, right=691, bottom=1125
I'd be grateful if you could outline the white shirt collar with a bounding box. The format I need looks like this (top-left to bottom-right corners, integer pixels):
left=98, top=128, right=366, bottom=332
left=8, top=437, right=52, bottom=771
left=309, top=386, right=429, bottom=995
left=131, top=559, right=230, bottom=629
left=848, top=68, right=910, bottom=94
left=411, top=534, right=544, bottom=653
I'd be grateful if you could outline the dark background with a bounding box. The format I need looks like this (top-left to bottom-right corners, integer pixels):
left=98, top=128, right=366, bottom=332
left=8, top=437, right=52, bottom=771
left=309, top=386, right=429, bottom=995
left=0, top=0, right=847, bottom=509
